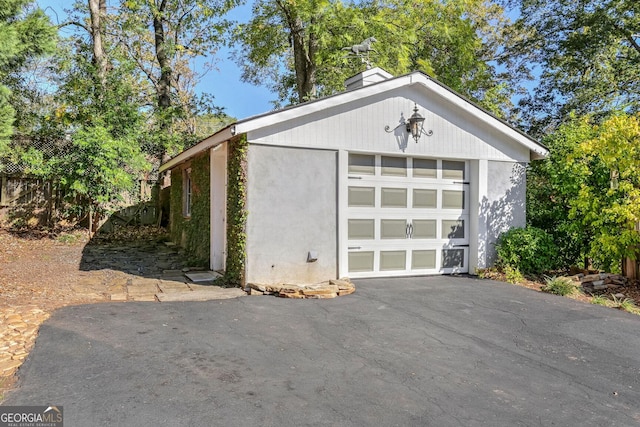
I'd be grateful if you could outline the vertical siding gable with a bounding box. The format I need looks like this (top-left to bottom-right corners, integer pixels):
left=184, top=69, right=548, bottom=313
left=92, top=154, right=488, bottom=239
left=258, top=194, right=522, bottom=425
left=247, top=85, right=530, bottom=162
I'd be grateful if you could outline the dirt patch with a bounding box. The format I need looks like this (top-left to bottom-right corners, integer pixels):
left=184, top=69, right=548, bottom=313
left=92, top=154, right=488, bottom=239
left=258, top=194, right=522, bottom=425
left=479, top=268, right=640, bottom=307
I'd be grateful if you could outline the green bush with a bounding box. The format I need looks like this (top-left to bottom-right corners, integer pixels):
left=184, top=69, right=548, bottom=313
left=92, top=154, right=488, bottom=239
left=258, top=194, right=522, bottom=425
left=496, top=227, right=559, bottom=274
left=541, top=276, right=576, bottom=296
left=504, top=265, right=524, bottom=284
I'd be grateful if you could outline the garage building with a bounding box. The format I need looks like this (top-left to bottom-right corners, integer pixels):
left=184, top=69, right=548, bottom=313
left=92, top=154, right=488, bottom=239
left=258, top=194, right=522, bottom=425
left=160, top=68, right=548, bottom=285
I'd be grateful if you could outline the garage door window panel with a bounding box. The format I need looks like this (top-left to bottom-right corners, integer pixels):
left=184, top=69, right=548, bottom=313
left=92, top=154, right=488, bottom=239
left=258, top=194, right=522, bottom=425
left=412, top=250, right=436, bottom=269
left=442, top=160, right=465, bottom=180
left=381, top=219, right=407, bottom=239
left=348, top=219, right=375, bottom=240
left=413, top=158, right=437, bottom=178
left=349, top=154, right=375, bottom=175
left=442, top=190, right=465, bottom=209
left=381, top=156, right=407, bottom=176
left=412, top=189, right=437, bottom=208
left=348, top=187, right=375, bottom=207
left=381, top=188, right=407, bottom=207
left=349, top=252, right=374, bottom=272
left=442, top=249, right=464, bottom=268
left=442, top=219, right=465, bottom=239
left=412, top=220, right=437, bottom=239
left=380, top=251, right=406, bottom=270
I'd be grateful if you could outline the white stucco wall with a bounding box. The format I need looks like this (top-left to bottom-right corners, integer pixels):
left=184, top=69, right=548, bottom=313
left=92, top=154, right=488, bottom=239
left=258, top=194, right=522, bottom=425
left=245, top=144, right=338, bottom=284
left=478, top=160, right=527, bottom=268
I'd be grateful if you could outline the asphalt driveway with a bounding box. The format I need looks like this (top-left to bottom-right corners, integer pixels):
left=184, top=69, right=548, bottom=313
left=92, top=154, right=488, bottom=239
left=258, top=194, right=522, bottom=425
left=4, top=276, right=640, bottom=426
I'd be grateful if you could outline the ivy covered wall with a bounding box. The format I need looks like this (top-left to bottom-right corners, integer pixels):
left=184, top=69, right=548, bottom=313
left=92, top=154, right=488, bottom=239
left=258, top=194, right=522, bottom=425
left=169, top=151, right=210, bottom=266
left=224, top=135, right=248, bottom=286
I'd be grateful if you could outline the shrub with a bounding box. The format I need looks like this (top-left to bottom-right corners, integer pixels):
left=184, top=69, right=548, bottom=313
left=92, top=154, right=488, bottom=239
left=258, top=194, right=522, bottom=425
left=496, top=227, right=559, bottom=274
left=504, top=265, right=524, bottom=284
left=541, top=276, right=576, bottom=296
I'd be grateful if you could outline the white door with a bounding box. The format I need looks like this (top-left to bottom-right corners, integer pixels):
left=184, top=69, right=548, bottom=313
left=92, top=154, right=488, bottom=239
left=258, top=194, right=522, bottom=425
left=210, top=144, right=227, bottom=271
left=346, top=154, right=469, bottom=278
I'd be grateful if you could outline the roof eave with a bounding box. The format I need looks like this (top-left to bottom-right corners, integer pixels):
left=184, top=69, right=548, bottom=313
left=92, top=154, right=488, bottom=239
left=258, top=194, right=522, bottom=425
left=159, top=125, right=236, bottom=173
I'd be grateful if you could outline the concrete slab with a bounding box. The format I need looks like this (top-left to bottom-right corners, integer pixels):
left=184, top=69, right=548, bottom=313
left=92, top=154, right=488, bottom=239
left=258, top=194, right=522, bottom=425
left=184, top=271, right=221, bottom=284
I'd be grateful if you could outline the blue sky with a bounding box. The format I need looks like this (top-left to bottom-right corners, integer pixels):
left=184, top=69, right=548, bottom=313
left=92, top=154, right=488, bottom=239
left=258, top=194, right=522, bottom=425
left=37, top=0, right=276, bottom=120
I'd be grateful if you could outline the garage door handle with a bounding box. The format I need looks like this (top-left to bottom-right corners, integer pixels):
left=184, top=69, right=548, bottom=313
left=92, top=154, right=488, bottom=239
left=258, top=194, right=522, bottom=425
left=406, top=223, right=413, bottom=238
left=348, top=246, right=362, bottom=250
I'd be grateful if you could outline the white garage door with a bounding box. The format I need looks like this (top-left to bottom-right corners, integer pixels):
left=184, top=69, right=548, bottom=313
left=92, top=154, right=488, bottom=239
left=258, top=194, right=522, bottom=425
left=346, top=154, right=469, bottom=278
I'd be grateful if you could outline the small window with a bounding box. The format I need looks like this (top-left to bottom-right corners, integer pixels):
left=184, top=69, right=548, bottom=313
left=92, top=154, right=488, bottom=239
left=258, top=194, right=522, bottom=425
left=413, top=158, right=437, bottom=178
left=442, top=161, right=465, bottom=180
left=183, top=168, right=192, bottom=217
left=349, top=154, right=375, bottom=175
left=381, top=156, right=407, bottom=176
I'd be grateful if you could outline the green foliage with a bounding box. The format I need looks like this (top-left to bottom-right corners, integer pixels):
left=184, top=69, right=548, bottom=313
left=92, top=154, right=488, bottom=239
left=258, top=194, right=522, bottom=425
left=59, top=125, right=149, bottom=211
left=511, top=0, right=640, bottom=130
left=569, top=114, right=640, bottom=272
left=590, top=295, right=610, bottom=306
left=224, top=135, right=248, bottom=286
left=504, top=265, right=524, bottom=284
left=0, top=0, right=55, bottom=155
left=541, top=276, right=576, bottom=296
left=496, top=227, right=559, bottom=274
left=233, top=0, right=525, bottom=116
left=610, top=295, right=639, bottom=314
left=526, top=116, right=601, bottom=269
left=169, top=153, right=211, bottom=265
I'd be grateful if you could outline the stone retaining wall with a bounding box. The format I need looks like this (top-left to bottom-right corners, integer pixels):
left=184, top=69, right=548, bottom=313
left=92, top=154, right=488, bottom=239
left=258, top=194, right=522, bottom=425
left=245, top=279, right=355, bottom=299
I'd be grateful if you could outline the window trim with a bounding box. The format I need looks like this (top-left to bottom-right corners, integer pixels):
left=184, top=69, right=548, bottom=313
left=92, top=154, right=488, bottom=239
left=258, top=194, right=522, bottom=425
left=183, top=167, right=192, bottom=218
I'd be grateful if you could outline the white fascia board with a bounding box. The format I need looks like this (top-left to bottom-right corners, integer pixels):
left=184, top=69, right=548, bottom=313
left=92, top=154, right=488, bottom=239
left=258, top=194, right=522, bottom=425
left=159, top=126, right=235, bottom=173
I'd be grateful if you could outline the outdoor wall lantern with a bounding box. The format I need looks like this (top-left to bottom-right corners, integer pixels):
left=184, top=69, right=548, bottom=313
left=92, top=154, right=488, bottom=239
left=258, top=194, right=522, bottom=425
left=385, top=103, right=433, bottom=143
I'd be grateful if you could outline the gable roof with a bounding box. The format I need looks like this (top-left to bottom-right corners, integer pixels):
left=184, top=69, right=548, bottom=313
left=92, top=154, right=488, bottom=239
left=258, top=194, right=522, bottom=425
left=160, top=70, right=548, bottom=173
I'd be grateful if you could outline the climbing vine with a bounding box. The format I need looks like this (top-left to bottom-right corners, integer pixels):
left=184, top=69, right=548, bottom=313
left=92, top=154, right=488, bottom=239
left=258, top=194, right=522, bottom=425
left=169, top=151, right=210, bottom=266
left=224, top=135, right=248, bottom=286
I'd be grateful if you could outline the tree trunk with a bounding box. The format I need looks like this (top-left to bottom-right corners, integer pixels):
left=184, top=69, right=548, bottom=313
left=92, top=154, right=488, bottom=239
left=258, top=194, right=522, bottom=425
left=88, top=0, right=107, bottom=93
left=153, top=0, right=172, bottom=116
left=290, top=16, right=317, bottom=102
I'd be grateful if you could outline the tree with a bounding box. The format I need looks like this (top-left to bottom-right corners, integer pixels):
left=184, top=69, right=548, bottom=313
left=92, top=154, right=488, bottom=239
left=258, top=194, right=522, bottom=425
left=526, top=116, right=602, bottom=269
left=0, top=0, right=55, bottom=158
left=233, top=0, right=527, bottom=116
left=570, top=114, right=640, bottom=271
left=527, top=113, right=640, bottom=272
left=115, top=0, right=238, bottom=160
left=508, top=0, right=640, bottom=132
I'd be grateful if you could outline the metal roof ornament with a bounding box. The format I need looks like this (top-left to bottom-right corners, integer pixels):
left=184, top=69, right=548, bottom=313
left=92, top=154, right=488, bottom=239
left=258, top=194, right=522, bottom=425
left=342, top=37, right=377, bottom=69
